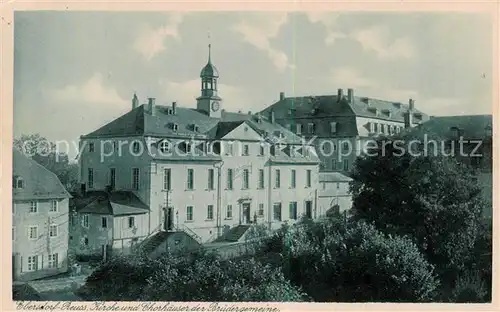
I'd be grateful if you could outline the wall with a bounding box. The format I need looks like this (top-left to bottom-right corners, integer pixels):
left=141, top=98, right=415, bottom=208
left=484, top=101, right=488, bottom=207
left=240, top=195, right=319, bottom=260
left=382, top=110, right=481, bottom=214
left=12, top=198, right=69, bottom=281
left=317, top=181, right=352, bottom=216
left=111, top=214, right=149, bottom=254
left=70, top=213, right=113, bottom=257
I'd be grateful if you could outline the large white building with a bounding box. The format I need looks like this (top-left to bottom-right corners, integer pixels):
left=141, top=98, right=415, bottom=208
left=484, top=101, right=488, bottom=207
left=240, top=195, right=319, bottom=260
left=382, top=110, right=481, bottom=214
left=73, top=45, right=320, bottom=256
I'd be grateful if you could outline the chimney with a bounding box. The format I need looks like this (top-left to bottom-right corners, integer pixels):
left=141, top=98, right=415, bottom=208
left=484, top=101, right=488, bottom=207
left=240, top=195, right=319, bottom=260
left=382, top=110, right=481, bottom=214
left=279, top=92, right=285, bottom=101
left=270, top=110, right=275, bottom=124
left=172, top=101, right=177, bottom=115
left=337, top=89, right=343, bottom=102
left=148, top=98, right=156, bottom=116
left=248, top=111, right=252, bottom=115
left=404, top=110, right=414, bottom=129
left=347, top=88, right=354, bottom=103
left=409, top=98, right=415, bottom=111
left=132, top=93, right=139, bottom=110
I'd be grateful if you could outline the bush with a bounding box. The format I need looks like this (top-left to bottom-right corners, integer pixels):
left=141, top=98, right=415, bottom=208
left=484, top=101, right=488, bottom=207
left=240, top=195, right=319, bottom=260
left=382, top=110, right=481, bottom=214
left=83, top=249, right=305, bottom=301
left=279, top=217, right=440, bottom=302
left=450, top=272, right=488, bottom=303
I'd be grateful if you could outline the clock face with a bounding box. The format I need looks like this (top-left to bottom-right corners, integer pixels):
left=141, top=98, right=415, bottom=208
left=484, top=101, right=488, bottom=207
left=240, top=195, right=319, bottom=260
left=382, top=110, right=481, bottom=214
left=211, top=101, right=220, bottom=111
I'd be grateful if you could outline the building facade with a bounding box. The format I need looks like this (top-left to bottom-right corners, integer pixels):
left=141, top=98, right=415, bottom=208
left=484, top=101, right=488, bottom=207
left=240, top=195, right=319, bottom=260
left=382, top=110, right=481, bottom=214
left=74, top=46, right=321, bottom=254
left=12, top=149, right=71, bottom=281
left=260, top=89, right=430, bottom=175
left=317, top=172, right=353, bottom=216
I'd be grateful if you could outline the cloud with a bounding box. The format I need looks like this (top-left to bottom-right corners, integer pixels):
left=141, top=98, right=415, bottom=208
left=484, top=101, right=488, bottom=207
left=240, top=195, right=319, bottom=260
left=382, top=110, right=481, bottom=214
left=306, top=13, right=416, bottom=59
left=351, top=25, right=416, bottom=59
left=47, top=72, right=127, bottom=106
left=232, top=13, right=292, bottom=72
left=160, top=79, right=253, bottom=112
left=133, top=13, right=185, bottom=61
left=330, top=67, right=418, bottom=102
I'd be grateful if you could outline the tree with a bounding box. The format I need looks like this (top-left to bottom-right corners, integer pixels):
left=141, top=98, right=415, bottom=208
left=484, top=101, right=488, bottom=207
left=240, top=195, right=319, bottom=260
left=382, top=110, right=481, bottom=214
left=14, top=134, right=79, bottom=191
left=276, top=216, right=439, bottom=302
left=82, top=250, right=306, bottom=302
left=349, top=133, right=485, bottom=281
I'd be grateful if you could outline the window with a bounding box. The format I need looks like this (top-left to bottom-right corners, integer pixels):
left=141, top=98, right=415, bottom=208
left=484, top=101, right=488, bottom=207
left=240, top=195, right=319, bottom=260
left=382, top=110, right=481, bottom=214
left=29, top=201, right=38, bottom=213
left=208, top=169, right=215, bottom=190
left=307, top=123, right=315, bottom=134
left=291, top=170, right=296, bottom=188
left=330, top=122, right=337, bottom=134
left=289, top=202, right=298, bottom=220
left=343, top=159, right=349, bottom=171
left=132, top=168, right=140, bottom=190
left=132, top=141, right=140, bottom=153
left=306, top=170, right=312, bottom=187
left=88, top=168, right=94, bottom=189
left=50, top=200, right=58, bottom=212
left=373, top=123, right=378, bottom=133
left=243, top=169, right=250, bottom=189
left=342, top=142, right=349, bottom=152
left=259, top=145, right=265, bottom=156
left=14, top=177, right=24, bottom=189
left=49, top=225, right=58, bottom=237
left=186, top=142, right=192, bottom=153
left=12, top=227, right=15, bottom=241
left=83, top=236, right=89, bottom=246
left=29, top=226, right=38, bottom=240
left=258, top=169, right=265, bottom=189
left=82, top=214, right=89, bottom=228
left=109, top=168, right=116, bottom=190
left=128, top=217, right=135, bottom=228
left=163, top=168, right=171, bottom=190
left=89, top=142, right=95, bottom=152
left=273, top=203, right=282, bottom=221
left=48, top=253, right=58, bottom=269
left=27, top=255, right=38, bottom=272
left=173, top=124, right=179, bottom=131
left=160, top=141, right=171, bottom=154
left=187, top=169, right=194, bottom=190
left=226, top=143, right=234, bottom=156
left=227, top=169, right=233, bottom=190
left=275, top=169, right=281, bottom=188
left=332, top=160, right=337, bottom=170
left=296, top=124, right=302, bottom=134
left=186, top=206, right=193, bottom=221
left=243, top=144, right=249, bottom=156
left=102, top=217, right=107, bottom=228
left=207, top=205, right=214, bottom=220
left=258, top=203, right=264, bottom=216
left=226, top=205, right=233, bottom=219
left=337, top=182, right=340, bottom=189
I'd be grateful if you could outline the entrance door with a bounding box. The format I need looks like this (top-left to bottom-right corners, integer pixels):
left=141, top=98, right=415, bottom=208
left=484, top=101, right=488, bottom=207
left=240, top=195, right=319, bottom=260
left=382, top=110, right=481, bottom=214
left=242, top=203, right=251, bottom=224
left=164, top=207, right=174, bottom=231
left=305, top=201, right=313, bottom=218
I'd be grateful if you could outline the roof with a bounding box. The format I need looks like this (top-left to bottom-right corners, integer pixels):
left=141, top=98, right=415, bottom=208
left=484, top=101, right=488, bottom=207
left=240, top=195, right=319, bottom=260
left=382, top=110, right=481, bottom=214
left=12, top=149, right=71, bottom=200
left=73, top=191, right=149, bottom=216
left=411, top=115, right=492, bottom=140
left=200, top=62, right=219, bottom=78
left=261, top=94, right=429, bottom=124
left=319, top=172, right=353, bottom=182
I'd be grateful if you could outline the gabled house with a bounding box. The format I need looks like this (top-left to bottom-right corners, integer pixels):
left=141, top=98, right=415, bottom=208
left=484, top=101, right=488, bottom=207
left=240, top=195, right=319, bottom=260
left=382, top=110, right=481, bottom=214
left=12, top=149, right=71, bottom=281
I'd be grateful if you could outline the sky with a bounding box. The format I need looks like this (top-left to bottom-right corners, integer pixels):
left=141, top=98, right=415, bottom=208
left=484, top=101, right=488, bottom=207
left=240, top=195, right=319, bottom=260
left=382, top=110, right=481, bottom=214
left=13, top=11, right=493, bottom=158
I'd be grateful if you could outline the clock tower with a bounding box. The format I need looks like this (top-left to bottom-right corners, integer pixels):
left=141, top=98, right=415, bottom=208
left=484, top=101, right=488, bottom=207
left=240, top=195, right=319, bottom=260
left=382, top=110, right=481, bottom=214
left=197, top=44, right=222, bottom=118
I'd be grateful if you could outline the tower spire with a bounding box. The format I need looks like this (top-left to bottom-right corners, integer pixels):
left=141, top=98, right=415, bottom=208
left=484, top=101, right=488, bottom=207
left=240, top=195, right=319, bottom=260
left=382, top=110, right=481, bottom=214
left=207, top=30, right=212, bottom=63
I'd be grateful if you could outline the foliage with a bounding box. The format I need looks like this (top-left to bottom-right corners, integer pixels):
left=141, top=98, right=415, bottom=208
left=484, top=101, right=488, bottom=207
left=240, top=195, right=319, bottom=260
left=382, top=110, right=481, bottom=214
left=14, top=134, right=79, bottom=191
left=83, top=250, right=306, bottom=302
left=450, top=271, right=488, bottom=303
left=277, top=216, right=439, bottom=302
left=349, top=133, right=485, bottom=280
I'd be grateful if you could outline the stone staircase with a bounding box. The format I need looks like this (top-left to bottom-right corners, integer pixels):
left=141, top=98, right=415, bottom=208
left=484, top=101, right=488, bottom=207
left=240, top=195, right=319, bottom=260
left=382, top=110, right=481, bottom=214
left=213, top=225, right=251, bottom=243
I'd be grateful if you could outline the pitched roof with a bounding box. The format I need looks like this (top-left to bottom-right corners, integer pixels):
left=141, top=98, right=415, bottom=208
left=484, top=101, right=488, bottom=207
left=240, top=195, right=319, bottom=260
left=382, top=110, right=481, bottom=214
left=12, top=149, right=71, bottom=200
left=412, top=115, right=492, bottom=140
left=261, top=94, right=429, bottom=123
left=73, top=191, right=149, bottom=216
left=319, top=172, right=353, bottom=182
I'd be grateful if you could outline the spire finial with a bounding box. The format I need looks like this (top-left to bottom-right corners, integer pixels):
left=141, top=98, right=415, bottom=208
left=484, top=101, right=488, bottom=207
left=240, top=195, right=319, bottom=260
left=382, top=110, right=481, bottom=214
left=208, top=30, right=212, bottom=63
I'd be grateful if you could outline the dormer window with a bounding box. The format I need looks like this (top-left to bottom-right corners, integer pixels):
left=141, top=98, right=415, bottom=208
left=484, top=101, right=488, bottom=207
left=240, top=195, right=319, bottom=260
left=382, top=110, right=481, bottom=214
left=307, top=123, right=315, bottom=134
left=368, top=107, right=378, bottom=115
left=193, top=124, right=200, bottom=133
left=382, top=109, right=392, bottom=118
left=166, top=108, right=173, bottom=115
left=185, top=143, right=193, bottom=154
left=450, top=127, right=460, bottom=138
left=414, top=113, right=422, bottom=120
left=206, top=142, right=212, bottom=154
left=159, top=141, right=171, bottom=154
left=172, top=123, right=179, bottom=131
left=89, top=142, right=95, bottom=152
left=273, top=131, right=284, bottom=139
left=392, top=102, right=402, bottom=109
left=330, top=122, right=337, bottom=134
left=13, top=176, right=24, bottom=189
